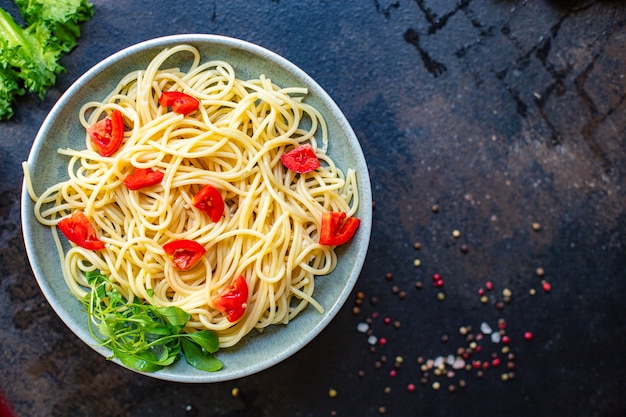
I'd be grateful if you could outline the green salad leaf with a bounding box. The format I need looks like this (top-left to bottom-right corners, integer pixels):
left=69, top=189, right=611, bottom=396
left=83, top=270, right=223, bottom=373
left=0, top=0, right=94, bottom=120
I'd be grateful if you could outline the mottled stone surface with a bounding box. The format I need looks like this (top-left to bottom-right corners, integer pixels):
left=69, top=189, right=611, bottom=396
left=1, top=1, right=624, bottom=416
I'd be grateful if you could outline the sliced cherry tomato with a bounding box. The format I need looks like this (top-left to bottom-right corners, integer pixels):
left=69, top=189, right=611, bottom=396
left=87, top=109, right=125, bottom=157
left=123, top=167, right=165, bottom=190
left=319, top=211, right=361, bottom=246
left=214, top=276, right=248, bottom=322
left=158, top=91, right=200, bottom=116
left=163, top=239, right=206, bottom=271
left=57, top=211, right=105, bottom=250
left=191, top=184, right=224, bottom=222
left=280, top=144, right=320, bottom=173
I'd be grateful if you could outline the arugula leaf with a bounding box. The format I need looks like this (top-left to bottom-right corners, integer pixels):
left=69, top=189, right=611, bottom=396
left=181, top=338, right=223, bottom=372
left=82, top=270, right=224, bottom=373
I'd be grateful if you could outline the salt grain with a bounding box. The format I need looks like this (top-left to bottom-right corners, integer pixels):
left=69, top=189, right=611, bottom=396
left=480, top=322, right=493, bottom=334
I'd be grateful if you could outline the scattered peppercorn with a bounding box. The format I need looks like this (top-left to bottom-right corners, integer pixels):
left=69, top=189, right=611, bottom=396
left=328, top=388, right=337, bottom=398
left=460, top=244, right=469, bottom=254
left=536, top=267, right=545, bottom=277
left=413, top=242, right=422, bottom=250
left=532, top=222, right=541, bottom=231
left=432, top=204, right=440, bottom=213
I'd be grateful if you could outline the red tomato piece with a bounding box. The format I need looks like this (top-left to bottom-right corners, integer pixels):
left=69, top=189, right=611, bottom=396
left=57, top=211, right=105, bottom=250
left=158, top=91, right=200, bottom=115
left=163, top=239, right=206, bottom=271
left=319, top=211, right=361, bottom=246
left=191, top=184, right=225, bottom=222
left=214, top=276, right=248, bottom=322
left=123, top=167, right=164, bottom=190
left=280, top=144, right=320, bottom=173
left=87, top=109, right=125, bottom=157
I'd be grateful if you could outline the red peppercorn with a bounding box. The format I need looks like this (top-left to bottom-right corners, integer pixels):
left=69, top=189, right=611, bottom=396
left=485, top=281, right=494, bottom=291
left=383, top=317, right=392, bottom=325
left=478, top=288, right=485, bottom=296
left=502, top=335, right=510, bottom=344
left=524, top=331, right=533, bottom=341
left=472, top=360, right=481, bottom=369
left=389, top=369, right=397, bottom=377
left=542, top=281, right=552, bottom=292
left=434, top=279, right=444, bottom=287
left=491, top=358, right=501, bottom=367
left=378, top=337, right=387, bottom=346
left=407, top=383, right=416, bottom=392
left=432, top=273, right=441, bottom=281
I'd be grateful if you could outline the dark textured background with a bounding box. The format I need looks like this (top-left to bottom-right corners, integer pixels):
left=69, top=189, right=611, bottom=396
left=1, top=1, right=625, bottom=416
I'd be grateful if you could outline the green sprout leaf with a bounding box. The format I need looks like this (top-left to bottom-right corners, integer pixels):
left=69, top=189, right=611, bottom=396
left=82, top=270, right=223, bottom=373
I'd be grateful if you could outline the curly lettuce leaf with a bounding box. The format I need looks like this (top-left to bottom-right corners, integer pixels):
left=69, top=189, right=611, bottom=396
left=15, top=0, right=94, bottom=52
left=0, top=0, right=93, bottom=120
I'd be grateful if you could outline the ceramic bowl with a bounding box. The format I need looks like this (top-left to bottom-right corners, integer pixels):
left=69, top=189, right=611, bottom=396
left=21, top=34, right=371, bottom=382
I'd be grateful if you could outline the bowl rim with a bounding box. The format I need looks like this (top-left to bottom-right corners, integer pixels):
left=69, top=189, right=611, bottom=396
left=21, top=33, right=372, bottom=382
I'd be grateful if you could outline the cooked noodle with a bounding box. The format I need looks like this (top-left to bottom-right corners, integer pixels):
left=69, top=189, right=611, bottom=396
left=24, top=44, right=358, bottom=348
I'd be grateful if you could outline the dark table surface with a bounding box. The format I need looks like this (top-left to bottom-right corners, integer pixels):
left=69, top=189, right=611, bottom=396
left=1, top=1, right=625, bottom=416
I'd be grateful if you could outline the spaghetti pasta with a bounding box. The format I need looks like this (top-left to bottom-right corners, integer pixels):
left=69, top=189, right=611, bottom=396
left=24, top=44, right=359, bottom=348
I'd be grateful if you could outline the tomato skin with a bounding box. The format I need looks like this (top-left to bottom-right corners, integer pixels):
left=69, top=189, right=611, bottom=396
left=280, top=144, right=320, bottom=173
left=57, top=211, right=105, bottom=250
left=191, top=184, right=225, bottom=222
left=123, top=167, right=164, bottom=190
left=214, top=276, right=248, bottom=322
left=87, top=110, right=125, bottom=157
left=163, top=239, right=206, bottom=271
left=159, top=91, right=200, bottom=115
left=319, top=211, right=360, bottom=246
